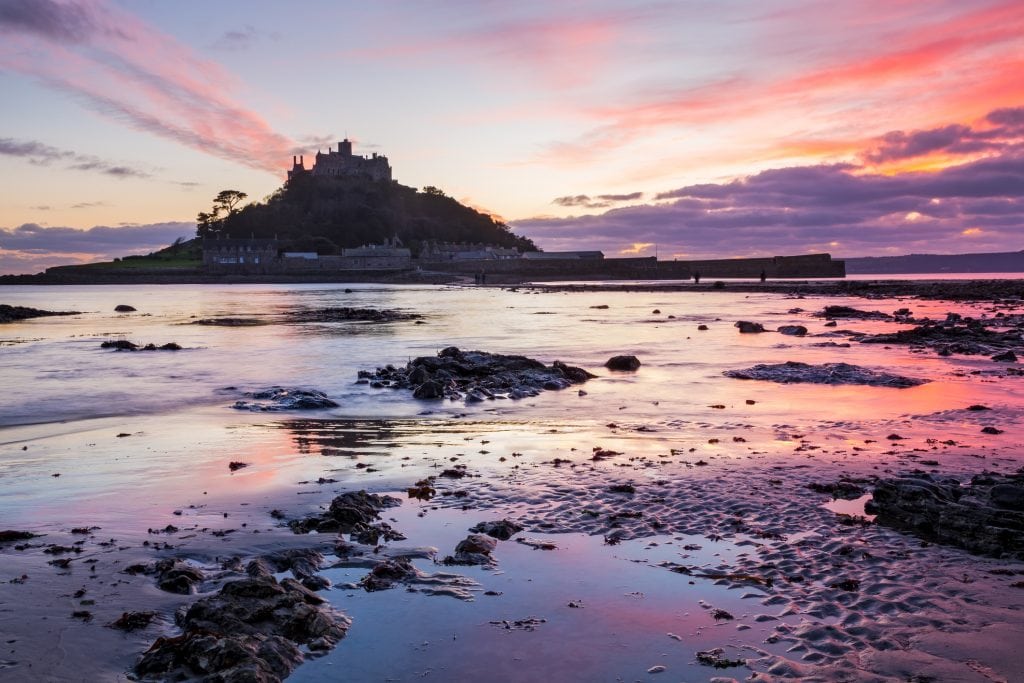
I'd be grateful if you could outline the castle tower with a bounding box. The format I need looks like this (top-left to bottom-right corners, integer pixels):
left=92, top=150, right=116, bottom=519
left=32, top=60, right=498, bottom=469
left=339, top=138, right=353, bottom=157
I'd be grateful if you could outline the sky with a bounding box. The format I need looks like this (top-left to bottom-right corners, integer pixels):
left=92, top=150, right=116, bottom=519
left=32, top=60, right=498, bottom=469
left=0, top=0, right=1022, bottom=274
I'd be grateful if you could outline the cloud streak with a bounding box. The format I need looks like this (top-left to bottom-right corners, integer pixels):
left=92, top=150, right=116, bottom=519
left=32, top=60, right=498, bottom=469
left=0, top=0, right=296, bottom=173
left=0, top=137, right=151, bottom=178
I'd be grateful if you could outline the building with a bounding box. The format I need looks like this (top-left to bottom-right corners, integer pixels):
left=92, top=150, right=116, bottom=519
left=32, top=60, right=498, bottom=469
left=202, top=237, right=280, bottom=268
left=288, top=138, right=392, bottom=182
left=419, top=241, right=520, bottom=261
left=522, top=250, right=604, bottom=260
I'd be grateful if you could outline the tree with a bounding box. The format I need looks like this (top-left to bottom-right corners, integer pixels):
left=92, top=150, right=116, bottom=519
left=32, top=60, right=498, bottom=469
left=196, top=190, right=248, bottom=238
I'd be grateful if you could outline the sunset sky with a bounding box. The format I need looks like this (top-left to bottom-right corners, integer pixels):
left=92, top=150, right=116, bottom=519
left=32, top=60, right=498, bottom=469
left=1, top=0, right=1022, bottom=273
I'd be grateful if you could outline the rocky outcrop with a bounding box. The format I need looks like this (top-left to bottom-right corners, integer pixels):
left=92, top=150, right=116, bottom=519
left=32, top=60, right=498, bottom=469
left=100, top=340, right=182, bottom=351
left=114, top=304, right=137, bottom=312
left=605, top=355, right=641, bottom=371
left=734, top=321, right=766, bottom=333
left=359, top=347, right=594, bottom=401
left=135, top=567, right=349, bottom=682
left=860, top=321, right=1022, bottom=358
left=469, top=519, right=524, bottom=541
left=866, top=472, right=1024, bottom=559
left=723, top=361, right=927, bottom=388
left=814, top=305, right=891, bottom=320
left=286, top=307, right=421, bottom=323
left=288, top=490, right=401, bottom=536
left=232, top=387, right=338, bottom=411
left=443, top=534, right=498, bottom=566
left=0, top=304, right=79, bottom=323
left=777, top=325, right=808, bottom=336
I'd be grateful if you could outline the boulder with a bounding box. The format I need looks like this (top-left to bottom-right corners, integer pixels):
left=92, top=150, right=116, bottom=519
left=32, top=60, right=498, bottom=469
left=866, top=472, right=1024, bottom=559
left=777, top=325, right=808, bottom=336
left=605, top=355, right=641, bottom=371
left=114, top=304, right=136, bottom=312
left=724, top=361, right=926, bottom=388
left=734, top=321, right=765, bottom=333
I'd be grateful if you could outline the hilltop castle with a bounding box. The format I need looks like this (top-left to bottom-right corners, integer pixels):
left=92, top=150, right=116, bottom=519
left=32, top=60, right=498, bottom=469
left=288, top=138, right=392, bottom=182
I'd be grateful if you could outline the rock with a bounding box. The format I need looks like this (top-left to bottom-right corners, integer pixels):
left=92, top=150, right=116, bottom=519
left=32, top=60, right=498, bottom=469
left=191, top=317, right=266, bottom=326
left=108, top=611, right=156, bottom=631
left=605, top=355, right=641, bottom=371
left=100, top=339, right=138, bottom=351
left=154, top=559, right=205, bottom=595
left=470, top=519, right=524, bottom=540
left=0, top=530, right=37, bottom=543
left=981, top=426, right=1004, bottom=435
left=413, top=379, right=445, bottom=400
left=865, top=472, right=1024, bottom=559
left=360, top=557, right=417, bottom=591
left=444, top=534, right=498, bottom=565
left=807, top=480, right=868, bottom=500
left=232, top=387, right=338, bottom=411
left=114, top=304, right=136, bottom=312
left=860, top=322, right=1022, bottom=358
left=609, top=483, right=636, bottom=494
left=967, top=404, right=992, bottom=411
left=734, top=321, right=766, bottom=333
left=815, top=305, right=891, bottom=320
left=697, top=324, right=709, bottom=331
left=135, top=574, right=349, bottom=681
left=286, top=307, right=421, bottom=324
left=724, top=361, right=927, bottom=388
left=229, top=461, right=249, bottom=471
left=0, top=305, right=79, bottom=324
left=289, top=490, right=400, bottom=535
left=991, top=484, right=1024, bottom=511
left=992, top=350, right=1018, bottom=362
left=362, top=347, right=594, bottom=401
left=777, top=325, right=808, bottom=336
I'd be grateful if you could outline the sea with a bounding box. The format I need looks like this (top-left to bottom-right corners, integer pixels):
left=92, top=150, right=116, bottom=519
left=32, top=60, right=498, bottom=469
left=1, top=280, right=1023, bottom=681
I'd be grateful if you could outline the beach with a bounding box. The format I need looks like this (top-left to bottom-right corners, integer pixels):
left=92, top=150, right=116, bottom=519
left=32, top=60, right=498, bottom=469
left=2, top=281, right=1023, bottom=682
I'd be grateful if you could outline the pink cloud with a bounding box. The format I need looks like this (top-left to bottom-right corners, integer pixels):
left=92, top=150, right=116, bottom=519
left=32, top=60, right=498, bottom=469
left=0, top=0, right=295, bottom=173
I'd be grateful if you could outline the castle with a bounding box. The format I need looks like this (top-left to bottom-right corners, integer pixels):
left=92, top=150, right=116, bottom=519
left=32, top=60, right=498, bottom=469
left=288, top=138, right=392, bottom=182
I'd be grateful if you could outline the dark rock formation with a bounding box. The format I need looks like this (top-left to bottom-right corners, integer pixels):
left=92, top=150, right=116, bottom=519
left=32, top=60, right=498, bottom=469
left=288, top=490, right=401, bottom=535
left=777, top=325, right=808, bottom=336
left=360, top=557, right=418, bottom=591
left=286, top=307, right=421, bottom=323
left=723, top=361, right=927, bottom=388
left=114, top=304, right=137, bottom=312
left=0, top=530, right=37, bottom=543
left=443, top=534, right=498, bottom=566
left=860, top=320, right=1022, bottom=358
left=232, top=387, right=338, bottom=412
left=734, top=321, right=766, bottom=333
left=100, top=340, right=182, bottom=351
left=866, top=472, right=1024, bottom=559
left=154, top=559, right=206, bottom=595
left=135, top=569, right=349, bottom=681
left=469, top=519, right=524, bottom=541
left=359, top=347, right=594, bottom=401
left=605, top=355, right=641, bottom=371
left=0, top=304, right=79, bottom=324
left=191, top=317, right=266, bottom=326
left=815, top=305, right=891, bottom=320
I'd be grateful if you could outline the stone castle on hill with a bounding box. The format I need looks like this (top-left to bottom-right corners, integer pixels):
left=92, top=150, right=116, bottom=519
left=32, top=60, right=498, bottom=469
left=288, top=138, right=391, bottom=182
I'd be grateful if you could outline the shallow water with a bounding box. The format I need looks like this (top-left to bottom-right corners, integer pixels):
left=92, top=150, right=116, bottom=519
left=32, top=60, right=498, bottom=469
left=2, top=282, right=1023, bottom=681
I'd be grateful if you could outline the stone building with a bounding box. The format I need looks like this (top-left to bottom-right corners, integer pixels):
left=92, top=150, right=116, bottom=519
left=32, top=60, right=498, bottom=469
left=419, top=241, right=520, bottom=260
left=202, top=238, right=280, bottom=269
left=288, top=139, right=392, bottom=182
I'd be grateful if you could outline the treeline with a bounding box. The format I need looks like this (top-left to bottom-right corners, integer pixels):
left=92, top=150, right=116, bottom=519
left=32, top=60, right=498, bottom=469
left=205, top=174, right=537, bottom=255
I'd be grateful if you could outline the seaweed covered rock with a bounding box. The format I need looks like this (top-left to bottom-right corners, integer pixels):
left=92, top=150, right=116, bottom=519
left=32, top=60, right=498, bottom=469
left=604, top=355, right=641, bottom=371
left=723, top=361, right=926, bottom=388
left=288, top=490, right=401, bottom=535
left=286, top=307, right=421, bottom=323
left=0, top=304, right=79, bottom=323
left=359, top=347, right=594, bottom=401
left=470, top=519, right=524, bottom=541
left=866, top=472, right=1024, bottom=559
left=860, top=321, right=1022, bottom=358
left=232, top=387, right=339, bottom=411
left=134, top=574, right=349, bottom=681
left=814, top=305, right=891, bottom=320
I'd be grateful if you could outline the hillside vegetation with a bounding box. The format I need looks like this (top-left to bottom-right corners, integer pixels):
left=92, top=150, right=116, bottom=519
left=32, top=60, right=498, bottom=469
left=205, top=174, right=537, bottom=255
